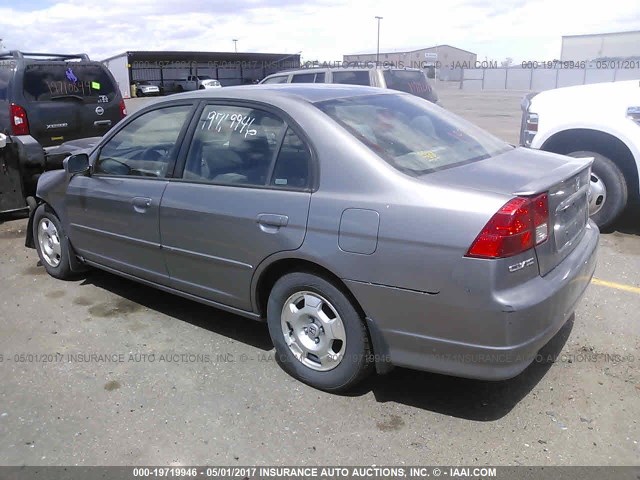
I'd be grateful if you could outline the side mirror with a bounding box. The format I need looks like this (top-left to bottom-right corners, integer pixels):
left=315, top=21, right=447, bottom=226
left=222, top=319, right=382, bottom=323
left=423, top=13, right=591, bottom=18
left=65, top=153, right=90, bottom=175
left=0, top=133, right=7, bottom=149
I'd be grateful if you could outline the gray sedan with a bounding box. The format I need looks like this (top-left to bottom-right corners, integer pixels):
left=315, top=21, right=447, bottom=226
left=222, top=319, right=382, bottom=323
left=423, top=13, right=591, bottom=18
left=25, top=84, right=598, bottom=392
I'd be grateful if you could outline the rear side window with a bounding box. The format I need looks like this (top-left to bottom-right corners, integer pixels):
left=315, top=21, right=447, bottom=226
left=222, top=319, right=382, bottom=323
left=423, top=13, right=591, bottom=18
left=315, top=72, right=325, bottom=83
left=271, top=128, right=311, bottom=188
left=291, top=73, right=315, bottom=83
left=331, top=71, right=370, bottom=86
left=22, top=63, right=118, bottom=102
left=183, top=105, right=285, bottom=186
left=0, top=65, right=11, bottom=100
left=262, top=75, right=288, bottom=84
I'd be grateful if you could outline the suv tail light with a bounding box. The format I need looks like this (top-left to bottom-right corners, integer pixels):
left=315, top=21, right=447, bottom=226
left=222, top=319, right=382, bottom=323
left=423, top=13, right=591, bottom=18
left=10, top=103, right=29, bottom=135
left=520, top=112, right=538, bottom=147
left=466, top=193, right=549, bottom=259
left=119, top=99, right=127, bottom=118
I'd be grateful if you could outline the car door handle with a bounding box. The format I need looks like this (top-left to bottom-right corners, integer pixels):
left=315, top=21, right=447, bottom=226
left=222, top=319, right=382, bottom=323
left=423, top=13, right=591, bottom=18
left=257, top=214, right=289, bottom=227
left=94, top=120, right=112, bottom=127
left=257, top=214, right=289, bottom=232
left=132, top=196, right=152, bottom=213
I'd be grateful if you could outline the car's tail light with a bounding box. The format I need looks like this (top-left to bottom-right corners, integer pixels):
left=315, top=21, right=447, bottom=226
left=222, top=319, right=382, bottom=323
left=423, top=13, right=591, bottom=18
left=466, top=193, right=549, bottom=259
left=10, top=103, right=29, bottom=135
left=119, top=99, right=127, bottom=118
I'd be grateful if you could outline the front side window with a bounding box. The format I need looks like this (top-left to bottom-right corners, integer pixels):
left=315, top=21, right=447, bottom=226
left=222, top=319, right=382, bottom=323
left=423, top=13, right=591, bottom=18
left=316, top=93, right=512, bottom=176
left=183, top=105, right=285, bottom=186
left=331, top=70, right=370, bottom=86
left=95, top=105, right=191, bottom=177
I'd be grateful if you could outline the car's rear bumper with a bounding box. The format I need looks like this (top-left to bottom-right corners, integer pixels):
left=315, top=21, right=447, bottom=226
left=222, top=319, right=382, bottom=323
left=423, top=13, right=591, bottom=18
left=345, top=221, right=599, bottom=380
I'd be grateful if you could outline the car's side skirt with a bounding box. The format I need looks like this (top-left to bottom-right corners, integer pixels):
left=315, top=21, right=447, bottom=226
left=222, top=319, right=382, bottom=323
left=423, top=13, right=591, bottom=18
left=82, top=259, right=263, bottom=322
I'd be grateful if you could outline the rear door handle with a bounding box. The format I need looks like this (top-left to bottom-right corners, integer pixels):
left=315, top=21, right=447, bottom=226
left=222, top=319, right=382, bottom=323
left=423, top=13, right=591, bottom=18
left=94, top=120, right=112, bottom=127
left=257, top=214, right=289, bottom=226
left=257, top=213, right=289, bottom=232
left=132, top=196, right=152, bottom=213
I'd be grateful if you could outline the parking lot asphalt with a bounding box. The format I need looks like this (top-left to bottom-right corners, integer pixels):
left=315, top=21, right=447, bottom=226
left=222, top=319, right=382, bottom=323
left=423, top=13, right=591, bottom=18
left=0, top=86, right=638, bottom=466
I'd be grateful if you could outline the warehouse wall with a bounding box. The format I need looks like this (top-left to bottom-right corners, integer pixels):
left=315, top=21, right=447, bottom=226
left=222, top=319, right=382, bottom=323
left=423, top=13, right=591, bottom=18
left=561, top=32, right=640, bottom=61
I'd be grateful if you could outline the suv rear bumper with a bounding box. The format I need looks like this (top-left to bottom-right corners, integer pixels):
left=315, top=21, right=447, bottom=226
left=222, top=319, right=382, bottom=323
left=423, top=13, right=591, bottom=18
left=345, top=221, right=599, bottom=380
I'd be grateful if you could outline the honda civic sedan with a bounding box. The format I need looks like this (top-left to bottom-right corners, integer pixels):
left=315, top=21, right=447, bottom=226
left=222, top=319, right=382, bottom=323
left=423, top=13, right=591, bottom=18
left=25, top=84, right=598, bottom=392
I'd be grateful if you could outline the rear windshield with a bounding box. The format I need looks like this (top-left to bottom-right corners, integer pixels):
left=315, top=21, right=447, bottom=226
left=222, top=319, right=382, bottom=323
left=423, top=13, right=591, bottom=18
left=23, top=63, right=117, bottom=102
left=383, top=70, right=431, bottom=97
left=315, top=93, right=512, bottom=176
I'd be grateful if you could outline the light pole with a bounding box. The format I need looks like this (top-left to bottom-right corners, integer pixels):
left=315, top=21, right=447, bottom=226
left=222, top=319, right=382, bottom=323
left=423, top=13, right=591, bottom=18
left=233, top=39, right=238, bottom=53
left=375, top=16, right=383, bottom=66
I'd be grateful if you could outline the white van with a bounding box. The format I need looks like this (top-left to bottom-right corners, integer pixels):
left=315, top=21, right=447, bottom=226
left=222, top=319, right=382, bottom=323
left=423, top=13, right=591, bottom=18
left=260, top=67, right=438, bottom=103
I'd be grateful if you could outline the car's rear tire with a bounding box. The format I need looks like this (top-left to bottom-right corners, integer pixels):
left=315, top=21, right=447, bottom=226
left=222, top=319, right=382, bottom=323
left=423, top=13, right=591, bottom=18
left=267, top=272, right=374, bottom=392
left=568, top=151, right=627, bottom=230
left=33, top=204, right=74, bottom=280
left=198, top=85, right=205, bottom=90
left=176, top=85, right=184, bottom=92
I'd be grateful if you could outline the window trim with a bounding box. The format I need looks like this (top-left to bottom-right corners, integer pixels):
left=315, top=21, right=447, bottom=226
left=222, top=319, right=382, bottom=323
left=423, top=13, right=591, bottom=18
left=90, top=101, right=198, bottom=180
left=171, top=99, right=318, bottom=193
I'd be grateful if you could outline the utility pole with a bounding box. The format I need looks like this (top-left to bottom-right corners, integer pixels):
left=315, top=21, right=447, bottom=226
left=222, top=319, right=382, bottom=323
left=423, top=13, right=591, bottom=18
left=375, top=16, right=383, bottom=66
left=233, top=39, right=238, bottom=53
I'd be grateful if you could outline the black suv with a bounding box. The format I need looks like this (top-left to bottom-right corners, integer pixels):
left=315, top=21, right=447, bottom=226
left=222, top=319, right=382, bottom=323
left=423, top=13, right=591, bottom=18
left=0, top=51, right=126, bottom=215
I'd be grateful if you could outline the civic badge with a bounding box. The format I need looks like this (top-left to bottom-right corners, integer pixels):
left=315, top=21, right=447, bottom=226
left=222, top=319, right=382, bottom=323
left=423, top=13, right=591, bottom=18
left=95, top=106, right=104, bottom=116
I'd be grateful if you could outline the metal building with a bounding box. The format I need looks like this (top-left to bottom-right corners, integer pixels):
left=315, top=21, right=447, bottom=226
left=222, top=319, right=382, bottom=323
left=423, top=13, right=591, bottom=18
left=561, top=31, right=640, bottom=61
left=343, top=45, right=476, bottom=70
left=102, top=51, right=301, bottom=98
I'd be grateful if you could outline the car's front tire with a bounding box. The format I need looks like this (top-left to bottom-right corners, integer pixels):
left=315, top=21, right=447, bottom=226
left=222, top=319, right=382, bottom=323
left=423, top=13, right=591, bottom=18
left=267, top=272, right=374, bottom=392
left=568, top=151, right=627, bottom=230
left=33, top=204, right=74, bottom=280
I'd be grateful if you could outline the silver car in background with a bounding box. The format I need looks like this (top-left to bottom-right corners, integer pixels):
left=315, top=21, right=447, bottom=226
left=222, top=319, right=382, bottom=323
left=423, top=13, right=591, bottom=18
left=25, top=84, right=598, bottom=392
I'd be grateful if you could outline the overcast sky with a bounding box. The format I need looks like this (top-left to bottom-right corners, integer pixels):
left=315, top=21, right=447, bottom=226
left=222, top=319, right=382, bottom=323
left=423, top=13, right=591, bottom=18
left=1, top=0, right=639, bottom=63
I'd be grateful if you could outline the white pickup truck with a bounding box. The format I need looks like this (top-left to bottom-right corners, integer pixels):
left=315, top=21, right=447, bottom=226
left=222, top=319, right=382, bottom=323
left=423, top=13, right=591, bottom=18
left=175, top=75, right=222, bottom=92
left=520, top=80, right=640, bottom=229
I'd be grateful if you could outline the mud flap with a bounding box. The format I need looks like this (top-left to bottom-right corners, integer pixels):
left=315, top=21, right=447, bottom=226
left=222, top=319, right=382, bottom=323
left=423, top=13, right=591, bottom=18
left=366, top=317, right=394, bottom=375
left=24, top=196, right=38, bottom=248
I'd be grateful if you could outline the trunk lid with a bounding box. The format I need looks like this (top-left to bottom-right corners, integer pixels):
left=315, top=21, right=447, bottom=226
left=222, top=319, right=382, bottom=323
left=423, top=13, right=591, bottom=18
left=424, top=147, right=593, bottom=275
